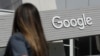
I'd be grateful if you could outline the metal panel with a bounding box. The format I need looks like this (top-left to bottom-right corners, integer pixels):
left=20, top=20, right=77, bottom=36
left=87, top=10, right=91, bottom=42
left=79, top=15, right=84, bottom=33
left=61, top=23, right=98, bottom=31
left=89, top=0, right=100, bottom=7
left=0, top=14, right=14, bottom=47
left=66, top=0, right=88, bottom=9
left=40, top=7, right=100, bottom=41
left=56, top=0, right=66, bottom=10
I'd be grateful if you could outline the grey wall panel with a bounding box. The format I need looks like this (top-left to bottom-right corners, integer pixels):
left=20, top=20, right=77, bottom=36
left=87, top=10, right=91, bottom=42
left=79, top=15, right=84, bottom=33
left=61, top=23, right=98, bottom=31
left=66, top=0, right=88, bottom=9
left=0, top=14, right=14, bottom=47
left=55, top=0, right=66, bottom=10
left=89, top=0, right=100, bottom=7
left=40, top=7, right=100, bottom=41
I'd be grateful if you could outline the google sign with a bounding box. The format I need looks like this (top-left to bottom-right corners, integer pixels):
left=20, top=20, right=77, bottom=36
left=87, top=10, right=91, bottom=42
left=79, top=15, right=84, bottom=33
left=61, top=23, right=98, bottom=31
left=52, top=13, right=92, bottom=29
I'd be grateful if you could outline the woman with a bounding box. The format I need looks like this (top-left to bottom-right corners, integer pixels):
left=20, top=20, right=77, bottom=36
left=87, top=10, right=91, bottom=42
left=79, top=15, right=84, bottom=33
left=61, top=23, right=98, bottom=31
left=4, top=3, right=48, bottom=56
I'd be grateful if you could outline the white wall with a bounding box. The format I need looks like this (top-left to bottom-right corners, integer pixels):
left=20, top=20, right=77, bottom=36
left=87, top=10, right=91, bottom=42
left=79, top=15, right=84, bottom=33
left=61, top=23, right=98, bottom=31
left=1, top=0, right=100, bottom=11
left=66, top=0, right=89, bottom=9
left=22, top=0, right=57, bottom=11
left=89, top=0, right=100, bottom=7
left=22, top=0, right=100, bottom=11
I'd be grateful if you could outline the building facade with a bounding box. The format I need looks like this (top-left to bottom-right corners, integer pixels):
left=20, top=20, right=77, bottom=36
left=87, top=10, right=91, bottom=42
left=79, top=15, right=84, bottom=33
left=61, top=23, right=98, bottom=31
left=0, top=0, right=100, bottom=56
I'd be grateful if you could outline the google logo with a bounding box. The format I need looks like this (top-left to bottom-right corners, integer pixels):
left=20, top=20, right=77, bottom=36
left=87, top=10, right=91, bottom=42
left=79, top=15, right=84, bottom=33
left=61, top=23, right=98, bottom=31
left=52, top=13, right=92, bottom=29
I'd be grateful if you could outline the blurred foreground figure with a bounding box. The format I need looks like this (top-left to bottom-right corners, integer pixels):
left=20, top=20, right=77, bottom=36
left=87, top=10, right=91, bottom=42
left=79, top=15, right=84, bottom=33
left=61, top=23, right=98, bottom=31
left=4, top=3, right=48, bottom=56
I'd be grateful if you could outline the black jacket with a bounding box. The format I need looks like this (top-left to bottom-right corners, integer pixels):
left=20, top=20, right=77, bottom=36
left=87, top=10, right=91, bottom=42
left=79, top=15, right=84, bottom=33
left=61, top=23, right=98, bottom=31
left=4, top=32, right=34, bottom=56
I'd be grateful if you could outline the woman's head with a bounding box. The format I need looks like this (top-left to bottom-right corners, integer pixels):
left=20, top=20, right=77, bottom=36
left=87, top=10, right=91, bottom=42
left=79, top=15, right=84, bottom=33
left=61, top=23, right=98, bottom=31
left=13, top=3, right=41, bottom=34
left=12, top=3, right=48, bottom=56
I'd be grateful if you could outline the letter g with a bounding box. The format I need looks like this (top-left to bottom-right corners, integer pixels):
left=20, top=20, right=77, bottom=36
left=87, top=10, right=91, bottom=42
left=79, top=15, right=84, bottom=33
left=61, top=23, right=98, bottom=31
left=52, top=16, right=63, bottom=28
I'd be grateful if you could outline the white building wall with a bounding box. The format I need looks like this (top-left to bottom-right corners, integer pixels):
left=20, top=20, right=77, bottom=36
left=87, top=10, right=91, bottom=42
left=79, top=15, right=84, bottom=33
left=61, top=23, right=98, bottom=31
left=66, top=0, right=89, bottom=9
left=1, top=0, right=100, bottom=11
left=22, top=0, right=57, bottom=11
left=89, top=0, right=100, bottom=7
left=22, top=0, right=100, bottom=11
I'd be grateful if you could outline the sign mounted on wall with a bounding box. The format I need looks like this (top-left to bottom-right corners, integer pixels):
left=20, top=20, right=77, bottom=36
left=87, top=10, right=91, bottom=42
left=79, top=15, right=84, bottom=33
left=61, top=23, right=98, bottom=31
left=40, top=7, right=100, bottom=41
left=52, top=13, right=92, bottom=29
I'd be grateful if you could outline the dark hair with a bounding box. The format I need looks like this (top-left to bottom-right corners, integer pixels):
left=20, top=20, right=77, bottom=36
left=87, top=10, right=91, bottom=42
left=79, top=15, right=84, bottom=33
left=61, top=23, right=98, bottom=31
left=12, top=3, right=48, bottom=56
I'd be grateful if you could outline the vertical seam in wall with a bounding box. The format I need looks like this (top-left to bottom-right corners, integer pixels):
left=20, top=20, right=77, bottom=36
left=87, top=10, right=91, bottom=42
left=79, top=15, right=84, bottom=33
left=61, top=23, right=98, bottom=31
left=65, top=0, right=67, bottom=8
left=88, top=0, right=90, bottom=6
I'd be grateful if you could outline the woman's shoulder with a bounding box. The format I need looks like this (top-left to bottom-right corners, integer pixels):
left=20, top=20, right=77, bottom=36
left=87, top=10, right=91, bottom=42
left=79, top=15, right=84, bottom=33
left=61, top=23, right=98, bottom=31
left=10, top=32, right=25, bottom=42
left=8, top=32, right=30, bottom=48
